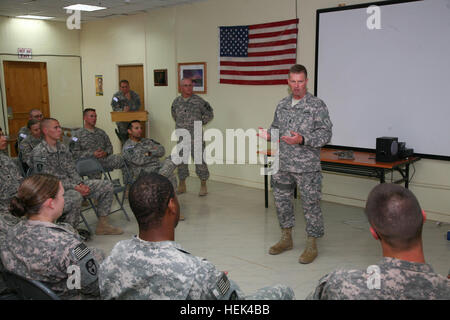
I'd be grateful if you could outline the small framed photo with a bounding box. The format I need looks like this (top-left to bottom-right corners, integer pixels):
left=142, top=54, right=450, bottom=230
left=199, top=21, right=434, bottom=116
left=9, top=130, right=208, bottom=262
left=154, top=69, right=168, bottom=86
left=178, top=62, right=207, bottom=94
left=95, top=75, right=103, bottom=96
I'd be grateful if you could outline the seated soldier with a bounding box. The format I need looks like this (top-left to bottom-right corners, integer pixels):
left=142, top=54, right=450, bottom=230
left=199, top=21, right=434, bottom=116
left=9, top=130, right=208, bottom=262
left=70, top=108, right=125, bottom=179
left=99, top=172, right=295, bottom=300
left=19, top=118, right=42, bottom=168
left=122, top=120, right=177, bottom=189
left=30, top=118, right=122, bottom=235
left=0, top=174, right=104, bottom=300
left=17, top=108, right=43, bottom=144
left=307, top=183, right=450, bottom=300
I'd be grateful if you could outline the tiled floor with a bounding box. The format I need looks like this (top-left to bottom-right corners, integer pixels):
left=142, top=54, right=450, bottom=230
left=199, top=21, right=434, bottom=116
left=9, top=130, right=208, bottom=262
left=85, top=179, right=450, bottom=299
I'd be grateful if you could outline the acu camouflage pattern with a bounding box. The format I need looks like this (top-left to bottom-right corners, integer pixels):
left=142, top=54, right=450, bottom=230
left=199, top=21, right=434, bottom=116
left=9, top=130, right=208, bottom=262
left=171, top=94, right=213, bottom=181
left=17, top=126, right=31, bottom=144
left=0, top=153, right=23, bottom=213
left=0, top=219, right=105, bottom=300
left=70, top=127, right=124, bottom=174
left=18, top=134, right=42, bottom=166
left=307, top=257, right=450, bottom=300
left=30, top=140, right=114, bottom=218
left=269, top=92, right=332, bottom=238
left=99, top=238, right=294, bottom=300
left=111, top=90, right=141, bottom=140
left=122, top=138, right=177, bottom=187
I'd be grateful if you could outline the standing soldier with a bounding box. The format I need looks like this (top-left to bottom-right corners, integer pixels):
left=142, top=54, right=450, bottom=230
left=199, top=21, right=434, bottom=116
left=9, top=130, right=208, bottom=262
left=70, top=108, right=125, bottom=179
left=30, top=118, right=122, bottom=235
left=259, top=64, right=332, bottom=264
left=111, top=80, right=141, bottom=143
left=171, top=78, right=213, bottom=196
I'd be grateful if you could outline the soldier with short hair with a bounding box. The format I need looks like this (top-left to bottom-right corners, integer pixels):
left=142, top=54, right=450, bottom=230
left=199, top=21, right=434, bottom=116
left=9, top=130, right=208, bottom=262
left=17, top=108, right=43, bottom=144
left=19, top=118, right=42, bottom=167
left=171, top=77, right=214, bottom=196
left=122, top=120, right=177, bottom=189
left=99, top=172, right=295, bottom=300
left=111, top=80, right=141, bottom=143
left=30, top=118, right=122, bottom=235
left=0, top=174, right=104, bottom=300
left=307, top=183, right=450, bottom=300
left=259, top=64, right=332, bottom=264
left=70, top=108, right=125, bottom=179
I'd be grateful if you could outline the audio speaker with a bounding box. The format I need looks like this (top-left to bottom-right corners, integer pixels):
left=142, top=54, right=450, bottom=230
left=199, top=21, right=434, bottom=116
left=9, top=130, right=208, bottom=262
left=376, top=137, right=398, bottom=162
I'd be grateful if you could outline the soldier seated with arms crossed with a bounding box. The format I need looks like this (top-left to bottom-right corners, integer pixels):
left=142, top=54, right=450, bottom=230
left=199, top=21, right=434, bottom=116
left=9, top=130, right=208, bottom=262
left=307, top=183, right=450, bottom=300
left=0, top=174, right=105, bottom=299
left=99, top=172, right=295, bottom=300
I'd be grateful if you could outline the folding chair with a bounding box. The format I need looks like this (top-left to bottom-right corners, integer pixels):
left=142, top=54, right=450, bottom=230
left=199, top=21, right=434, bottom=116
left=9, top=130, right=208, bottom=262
left=1, top=270, right=60, bottom=300
left=75, top=157, right=130, bottom=223
left=17, top=151, right=30, bottom=177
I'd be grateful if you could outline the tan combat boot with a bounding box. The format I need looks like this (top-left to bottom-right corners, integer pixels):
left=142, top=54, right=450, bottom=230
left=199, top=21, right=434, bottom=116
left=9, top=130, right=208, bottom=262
left=298, top=236, right=318, bottom=264
left=95, top=216, right=124, bottom=235
left=269, top=228, right=293, bottom=255
left=177, top=179, right=186, bottom=194
left=199, top=180, right=208, bottom=196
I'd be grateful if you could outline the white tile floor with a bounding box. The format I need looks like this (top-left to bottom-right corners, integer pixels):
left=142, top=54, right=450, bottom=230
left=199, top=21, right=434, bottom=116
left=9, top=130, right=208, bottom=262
left=85, top=179, right=450, bottom=300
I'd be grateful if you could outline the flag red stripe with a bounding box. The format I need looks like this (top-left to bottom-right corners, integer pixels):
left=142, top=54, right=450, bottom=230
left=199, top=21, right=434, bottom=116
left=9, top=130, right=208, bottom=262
left=220, top=59, right=296, bottom=67
left=249, top=28, right=298, bottom=39
left=248, top=38, right=298, bottom=48
left=248, top=18, right=299, bottom=30
left=220, top=69, right=289, bottom=76
left=248, top=48, right=296, bottom=57
left=220, top=79, right=288, bottom=85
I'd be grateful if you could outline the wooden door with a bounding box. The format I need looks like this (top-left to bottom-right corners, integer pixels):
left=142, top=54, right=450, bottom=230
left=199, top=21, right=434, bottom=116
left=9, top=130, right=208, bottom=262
left=118, top=65, right=146, bottom=137
left=3, top=61, right=50, bottom=156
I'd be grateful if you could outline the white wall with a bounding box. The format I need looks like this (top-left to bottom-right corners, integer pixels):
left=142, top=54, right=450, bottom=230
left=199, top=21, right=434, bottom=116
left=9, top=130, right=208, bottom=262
left=4, top=0, right=446, bottom=222
left=0, top=17, right=82, bottom=129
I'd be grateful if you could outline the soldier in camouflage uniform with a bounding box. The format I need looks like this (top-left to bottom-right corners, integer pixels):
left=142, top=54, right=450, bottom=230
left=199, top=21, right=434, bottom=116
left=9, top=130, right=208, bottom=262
left=259, top=64, right=332, bottom=264
left=70, top=108, right=125, bottom=179
left=18, top=119, right=42, bottom=168
left=171, top=78, right=214, bottom=196
left=0, top=174, right=105, bottom=300
left=307, top=183, right=450, bottom=299
left=17, top=108, right=43, bottom=144
left=30, top=118, right=123, bottom=235
left=122, top=120, right=177, bottom=189
left=99, top=172, right=294, bottom=300
left=110, top=80, right=141, bottom=143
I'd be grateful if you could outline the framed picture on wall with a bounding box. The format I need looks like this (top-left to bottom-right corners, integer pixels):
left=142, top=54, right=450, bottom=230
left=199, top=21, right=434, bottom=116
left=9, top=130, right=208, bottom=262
left=154, top=69, right=168, bottom=86
left=177, top=62, right=207, bottom=94
left=95, top=75, right=103, bottom=96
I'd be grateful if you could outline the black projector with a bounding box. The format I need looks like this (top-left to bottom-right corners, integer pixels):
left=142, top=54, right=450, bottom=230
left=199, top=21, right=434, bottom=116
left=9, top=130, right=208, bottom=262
left=376, top=137, right=399, bottom=162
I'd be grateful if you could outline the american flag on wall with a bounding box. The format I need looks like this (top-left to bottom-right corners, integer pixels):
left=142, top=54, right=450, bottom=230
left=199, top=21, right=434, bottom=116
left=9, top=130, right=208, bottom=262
left=219, top=18, right=299, bottom=85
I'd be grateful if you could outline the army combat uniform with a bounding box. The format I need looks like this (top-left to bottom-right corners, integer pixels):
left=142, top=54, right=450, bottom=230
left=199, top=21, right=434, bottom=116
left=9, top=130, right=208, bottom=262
left=122, top=138, right=177, bottom=188
left=307, top=257, right=450, bottom=300
left=30, top=140, right=114, bottom=226
left=17, top=126, right=31, bottom=144
left=0, top=219, right=105, bottom=299
left=0, top=152, right=23, bottom=214
left=70, top=127, right=125, bottom=178
left=269, top=92, right=332, bottom=238
left=171, top=94, right=214, bottom=181
left=110, top=90, right=141, bottom=142
left=18, top=134, right=42, bottom=167
left=99, top=237, right=295, bottom=300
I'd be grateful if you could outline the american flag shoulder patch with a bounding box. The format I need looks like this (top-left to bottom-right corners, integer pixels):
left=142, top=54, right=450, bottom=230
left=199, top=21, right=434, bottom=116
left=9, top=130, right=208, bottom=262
left=216, top=273, right=231, bottom=296
left=72, top=243, right=90, bottom=261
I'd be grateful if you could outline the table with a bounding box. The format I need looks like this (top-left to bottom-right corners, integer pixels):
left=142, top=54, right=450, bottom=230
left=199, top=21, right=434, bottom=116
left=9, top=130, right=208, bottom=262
left=259, top=148, right=420, bottom=208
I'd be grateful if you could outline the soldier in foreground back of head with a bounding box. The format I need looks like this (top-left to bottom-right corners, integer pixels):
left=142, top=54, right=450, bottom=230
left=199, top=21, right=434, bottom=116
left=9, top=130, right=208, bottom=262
left=99, top=172, right=295, bottom=300
left=307, top=183, right=449, bottom=300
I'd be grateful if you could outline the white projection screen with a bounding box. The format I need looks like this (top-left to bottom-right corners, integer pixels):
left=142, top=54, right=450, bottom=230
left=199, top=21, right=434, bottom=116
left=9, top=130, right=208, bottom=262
left=315, top=0, right=450, bottom=160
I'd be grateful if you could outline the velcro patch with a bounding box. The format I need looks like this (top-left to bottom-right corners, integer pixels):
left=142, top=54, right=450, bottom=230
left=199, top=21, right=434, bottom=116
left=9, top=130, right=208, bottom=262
left=19, top=133, right=27, bottom=138
left=71, top=137, right=78, bottom=142
left=73, top=243, right=90, bottom=261
left=113, top=97, right=119, bottom=102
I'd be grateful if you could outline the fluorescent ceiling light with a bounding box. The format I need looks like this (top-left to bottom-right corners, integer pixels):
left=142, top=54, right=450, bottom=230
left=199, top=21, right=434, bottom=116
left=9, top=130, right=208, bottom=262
left=16, top=15, right=55, bottom=20
left=64, top=4, right=107, bottom=12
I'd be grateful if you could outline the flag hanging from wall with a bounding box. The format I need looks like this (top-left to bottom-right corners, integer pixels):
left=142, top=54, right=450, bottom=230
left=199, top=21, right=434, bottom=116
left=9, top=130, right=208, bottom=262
left=219, top=18, right=298, bottom=85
